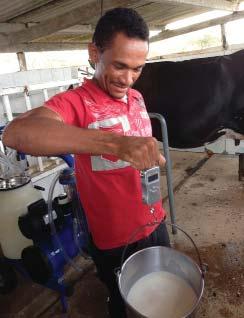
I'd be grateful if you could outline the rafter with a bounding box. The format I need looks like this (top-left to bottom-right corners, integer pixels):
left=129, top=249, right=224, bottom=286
left=0, top=0, right=138, bottom=51
left=153, top=0, right=237, bottom=11
left=0, top=23, right=27, bottom=33
left=0, top=42, right=88, bottom=53
left=150, top=10, right=244, bottom=42
left=56, top=25, right=93, bottom=35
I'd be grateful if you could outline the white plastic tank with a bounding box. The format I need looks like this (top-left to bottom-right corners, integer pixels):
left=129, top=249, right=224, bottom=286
left=0, top=176, right=42, bottom=259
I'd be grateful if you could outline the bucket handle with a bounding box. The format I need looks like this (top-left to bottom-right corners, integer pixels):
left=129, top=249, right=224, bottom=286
left=119, top=220, right=208, bottom=277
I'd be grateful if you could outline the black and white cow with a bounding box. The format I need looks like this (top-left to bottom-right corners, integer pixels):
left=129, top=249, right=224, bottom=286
left=134, top=50, right=244, bottom=148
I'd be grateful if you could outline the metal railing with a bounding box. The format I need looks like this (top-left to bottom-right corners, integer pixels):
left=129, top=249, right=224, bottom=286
left=0, top=79, right=80, bottom=174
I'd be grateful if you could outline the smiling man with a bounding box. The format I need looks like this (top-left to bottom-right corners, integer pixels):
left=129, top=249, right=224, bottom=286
left=3, top=8, right=170, bottom=318
left=89, top=31, right=147, bottom=99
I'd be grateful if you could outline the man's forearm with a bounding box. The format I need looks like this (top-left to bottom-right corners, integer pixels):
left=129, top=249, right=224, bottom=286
left=3, top=110, right=165, bottom=170
left=2, top=116, right=119, bottom=156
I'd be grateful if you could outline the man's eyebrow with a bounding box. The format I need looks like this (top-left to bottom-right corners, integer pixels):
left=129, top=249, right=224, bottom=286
left=113, top=61, right=145, bottom=69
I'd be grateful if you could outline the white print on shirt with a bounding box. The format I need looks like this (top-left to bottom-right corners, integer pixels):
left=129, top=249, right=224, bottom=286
left=140, top=111, right=150, bottom=119
left=89, top=115, right=130, bottom=132
left=87, top=103, right=152, bottom=171
left=88, top=115, right=131, bottom=171
left=138, top=96, right=146, bottom=109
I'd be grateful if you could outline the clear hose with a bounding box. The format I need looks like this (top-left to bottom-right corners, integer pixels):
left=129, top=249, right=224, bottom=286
left=73, top=217, right=89, bottom=259
left=0, top=150, right=23, bottom=178
left=47, top=172, right=83, bottom=272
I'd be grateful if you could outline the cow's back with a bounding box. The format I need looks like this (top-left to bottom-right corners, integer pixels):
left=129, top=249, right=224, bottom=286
left=134, top=56, right=234, bottom=148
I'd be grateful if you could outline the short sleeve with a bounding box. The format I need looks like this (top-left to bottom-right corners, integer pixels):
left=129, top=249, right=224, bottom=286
left=45, top=90, right=86, bottom=127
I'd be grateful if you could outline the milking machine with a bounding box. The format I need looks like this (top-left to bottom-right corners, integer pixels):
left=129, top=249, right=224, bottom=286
left=0, top=133, right=89, bottom=312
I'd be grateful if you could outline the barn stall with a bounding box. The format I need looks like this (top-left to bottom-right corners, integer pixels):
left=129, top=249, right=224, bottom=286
left=0, top=1, right=244, bottom=318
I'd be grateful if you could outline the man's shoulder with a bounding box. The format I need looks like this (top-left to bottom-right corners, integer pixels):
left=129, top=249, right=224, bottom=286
left=65, top=85, right=85, bottom=96
left=129, top=88, right=146, bottom=108
left=129, top=87, right=143, bottom=100
left=55, top=85, right=87, bottom=102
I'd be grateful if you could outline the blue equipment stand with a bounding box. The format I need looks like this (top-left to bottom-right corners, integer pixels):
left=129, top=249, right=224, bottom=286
left=0, top=154, right=89, bottom=313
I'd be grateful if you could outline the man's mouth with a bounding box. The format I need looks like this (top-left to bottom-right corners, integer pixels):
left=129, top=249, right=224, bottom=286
left=112, top=83, right=128, bottom=90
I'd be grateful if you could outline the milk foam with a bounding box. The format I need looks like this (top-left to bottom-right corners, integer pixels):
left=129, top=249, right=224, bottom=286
left=127, top=271, right=197, bottom=318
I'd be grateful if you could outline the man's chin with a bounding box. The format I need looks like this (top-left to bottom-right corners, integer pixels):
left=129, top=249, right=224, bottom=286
left=109, top=90, right=127, bottom=100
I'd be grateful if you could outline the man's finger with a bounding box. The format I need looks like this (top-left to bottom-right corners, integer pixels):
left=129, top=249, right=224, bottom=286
left=158, top=154, right=166, bottom=167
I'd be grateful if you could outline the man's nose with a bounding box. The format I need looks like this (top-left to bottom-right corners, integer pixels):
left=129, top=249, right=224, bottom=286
left=121, top=70, right=134, bottom=86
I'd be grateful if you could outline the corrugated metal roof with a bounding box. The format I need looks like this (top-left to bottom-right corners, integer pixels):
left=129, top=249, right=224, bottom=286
left=0, top=0, right=208, bottom=25
left=0, top=0, right=53, bottom=22
left=6, top=0, right=94, bottom=23
left=0, top=0, right=240, bottom=52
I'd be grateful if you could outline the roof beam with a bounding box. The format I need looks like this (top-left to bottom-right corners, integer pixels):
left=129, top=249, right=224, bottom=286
left=154, top=0, right=237, bottom=11
left=0, top=42, right=88, bottom=53
left=56, top=25, right=93, bottom=35
left=150, top=9, right=244, bottom=42
left=0, top=0, right=138, bottom=50
left=0, top=23, right=26, bottom=33
left=0, top=23, right=92, bottom=35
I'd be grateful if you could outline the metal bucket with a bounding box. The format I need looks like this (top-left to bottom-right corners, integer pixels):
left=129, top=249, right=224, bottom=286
left=117, top=223, right=205, bottom=318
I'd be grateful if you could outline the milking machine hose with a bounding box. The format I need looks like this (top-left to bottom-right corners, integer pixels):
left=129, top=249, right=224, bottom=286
left=47, top=171, right=85, bottom=273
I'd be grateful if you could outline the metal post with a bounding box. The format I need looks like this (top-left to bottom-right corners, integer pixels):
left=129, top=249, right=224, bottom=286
left=2, top=95, right=13, bottom=121
left=37, top=157, right=44, bottom=172
left=149, top=113, right=177, bottom=234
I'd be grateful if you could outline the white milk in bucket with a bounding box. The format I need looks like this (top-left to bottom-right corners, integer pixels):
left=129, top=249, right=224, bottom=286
left=127, top=271, right=197, bottom=318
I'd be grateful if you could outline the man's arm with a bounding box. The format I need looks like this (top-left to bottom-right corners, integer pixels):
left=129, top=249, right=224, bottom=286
left=2, top=106, right=165, bottom=170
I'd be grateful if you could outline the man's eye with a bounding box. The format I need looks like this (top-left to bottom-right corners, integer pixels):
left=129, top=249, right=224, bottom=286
left=114, top=64, right=124, bottom=70
left=132, top=68, right=142, bottom=73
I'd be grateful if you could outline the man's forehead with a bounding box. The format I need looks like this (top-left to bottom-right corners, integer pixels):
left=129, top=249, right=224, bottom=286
left=113, top=59, right=146, bottom=69
left=110, top=32, right=148, bottom=49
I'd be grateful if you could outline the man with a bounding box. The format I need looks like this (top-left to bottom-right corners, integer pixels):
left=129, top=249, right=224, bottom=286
left=3, top=8, right=170, bottom=317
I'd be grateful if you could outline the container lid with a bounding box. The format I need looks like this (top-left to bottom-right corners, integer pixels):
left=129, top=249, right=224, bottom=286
left=0, top=176, right=31, bottom=190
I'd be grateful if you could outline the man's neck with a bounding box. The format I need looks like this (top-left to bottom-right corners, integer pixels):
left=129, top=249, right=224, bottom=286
left=121, top=94, right=128, bottom=103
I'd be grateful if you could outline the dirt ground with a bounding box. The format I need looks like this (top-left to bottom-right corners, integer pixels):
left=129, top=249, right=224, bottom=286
left=167, top=152, right=244, bottom=318
left=0, top=151, right=243, bottom=318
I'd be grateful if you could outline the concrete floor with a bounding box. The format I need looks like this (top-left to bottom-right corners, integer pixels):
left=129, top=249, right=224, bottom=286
left=168, top=152, right=244, bottom=318
left=0, top=151, right=243, bottom=318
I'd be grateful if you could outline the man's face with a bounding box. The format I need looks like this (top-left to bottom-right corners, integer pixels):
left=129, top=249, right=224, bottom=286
left=89, top=32, right=148, bottom=99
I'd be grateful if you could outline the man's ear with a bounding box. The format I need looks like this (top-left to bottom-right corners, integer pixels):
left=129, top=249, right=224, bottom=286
left=88, top=43, right=99, bottom=65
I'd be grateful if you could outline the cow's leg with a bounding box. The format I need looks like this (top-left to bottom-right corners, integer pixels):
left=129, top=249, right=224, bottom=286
left=238, top=154, right=244, bottom=181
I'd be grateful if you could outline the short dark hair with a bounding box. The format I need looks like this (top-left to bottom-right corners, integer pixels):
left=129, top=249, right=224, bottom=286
left=92, top=7, right=149, bottom=52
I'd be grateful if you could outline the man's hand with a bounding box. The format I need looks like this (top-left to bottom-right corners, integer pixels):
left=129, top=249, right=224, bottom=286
left=115, top=135, right=166, bottom=170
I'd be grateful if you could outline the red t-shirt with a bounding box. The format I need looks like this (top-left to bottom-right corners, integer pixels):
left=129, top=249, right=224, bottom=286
left=45, top=79, right=166, bottom=249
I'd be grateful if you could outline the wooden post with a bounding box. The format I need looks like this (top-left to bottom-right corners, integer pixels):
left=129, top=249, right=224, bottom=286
left=17, top=51, right=27, bottom=71
left=221, top=24, right=228, bottom=51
